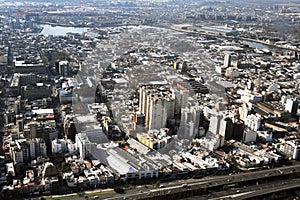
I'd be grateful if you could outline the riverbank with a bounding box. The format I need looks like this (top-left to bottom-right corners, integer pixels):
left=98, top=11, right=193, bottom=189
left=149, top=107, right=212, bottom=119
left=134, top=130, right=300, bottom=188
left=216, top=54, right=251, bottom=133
left=240, top=37, right=299, bottom=51
left=35, top=21, right=92, bottom=28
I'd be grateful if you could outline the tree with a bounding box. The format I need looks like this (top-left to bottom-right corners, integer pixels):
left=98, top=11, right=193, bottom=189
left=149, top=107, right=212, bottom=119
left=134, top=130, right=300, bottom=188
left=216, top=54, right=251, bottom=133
left=61, top=162, right=70, bottom=173
left=114, top=186, right=125, bottom=194
left=223, top=185, right=229, bottom=191
left=155, top=180, right=161, bottom=187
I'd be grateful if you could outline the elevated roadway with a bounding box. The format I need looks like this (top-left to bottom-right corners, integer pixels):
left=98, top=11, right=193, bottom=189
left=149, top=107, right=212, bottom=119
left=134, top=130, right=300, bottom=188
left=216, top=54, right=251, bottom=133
left=104, top=164, right=300, bottom=200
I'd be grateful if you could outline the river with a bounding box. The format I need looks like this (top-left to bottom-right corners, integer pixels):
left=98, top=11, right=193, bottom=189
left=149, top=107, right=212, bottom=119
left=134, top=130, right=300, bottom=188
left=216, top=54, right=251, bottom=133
left=242, top=40, right=270, bottom=49
left=40, top=24, right=88, bottom=36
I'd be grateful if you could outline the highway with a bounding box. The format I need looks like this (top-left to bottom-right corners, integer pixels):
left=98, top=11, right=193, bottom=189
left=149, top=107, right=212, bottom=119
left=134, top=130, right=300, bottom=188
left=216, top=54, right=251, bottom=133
left=42, top=164, right=300, bottom=200
left=102, top=164, right=300, bottom=200
left=207, top=177, right=300, bottom=200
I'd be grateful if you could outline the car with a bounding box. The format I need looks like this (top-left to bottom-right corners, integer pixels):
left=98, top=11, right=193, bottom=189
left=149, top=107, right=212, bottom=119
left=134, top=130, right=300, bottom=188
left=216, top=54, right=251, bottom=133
left=265, top=172, right=271, bottom=177
left=277, top=170, right=283, bottom=174
left=159, top=184, right=165, bottom=188
left=181, top=183, right=188, bottom=188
